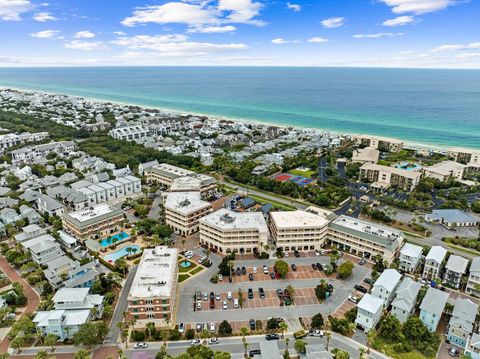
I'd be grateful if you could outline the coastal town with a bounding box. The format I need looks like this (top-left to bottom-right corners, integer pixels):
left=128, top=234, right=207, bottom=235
left=0, top=87, right=479, bottom=359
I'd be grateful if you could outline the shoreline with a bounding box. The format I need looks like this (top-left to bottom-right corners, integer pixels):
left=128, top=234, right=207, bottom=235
left=0, top=85, right=476, bottom=152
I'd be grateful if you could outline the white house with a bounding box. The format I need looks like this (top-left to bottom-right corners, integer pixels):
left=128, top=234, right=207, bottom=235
left=399, top=243, right=423, bottom=273
left=466, top=257, right=480, bottom=296
left=443, top=255, right=469, bottom=289
left=371, top=269, right=402, bottom=308
left=423, top=246, right=447, bottom=281
left=391, top=277, right=421, bottom=323
left=355, top=293, right=384, bottom=332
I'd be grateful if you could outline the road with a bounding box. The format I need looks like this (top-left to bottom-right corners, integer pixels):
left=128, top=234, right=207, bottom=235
left=0, top=256, right=40, bottom=353
left=148, top=193, right=163, bottom=220
left=106, top=265, right=138, bottom=344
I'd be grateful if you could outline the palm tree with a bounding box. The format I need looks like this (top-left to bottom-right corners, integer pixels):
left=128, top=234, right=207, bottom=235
left=200, top=329, right=210, bottom=345
left=228, top=260, right=235, bottom=281
left=239, top=327, right=249, bottom=358
left=146, top=322, right=156, bottom=339
left=359, top=348, right=366, bottom=359
left=325, top=331, right=332, bottom=351
left=279, top=322, right=288, bottom=339
left=181, top=239, right=187, bottom=265
left=205, top=248, right=211, bottom=262
left=285, top=337, right=290, bottom=351
left=126, top=247, right=133, bottom=257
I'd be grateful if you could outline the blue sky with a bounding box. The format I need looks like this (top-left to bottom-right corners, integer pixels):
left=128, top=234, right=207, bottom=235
left=0, top=0, right=479, bottom=67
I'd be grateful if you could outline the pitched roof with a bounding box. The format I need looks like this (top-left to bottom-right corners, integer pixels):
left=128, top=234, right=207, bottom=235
left=392, top=277, right=421, bottom=311
left=420, top=287, right=449, bottom=316
left=470, top=257, right=480, bottom=273
left=445, top=255, right=469, bottom=274
left=450, top=298, right=478, bottom=334
left=400, top=243, right=423, bottom=258
left=374, top=269, right=402, bottom=292
left=357, top=293, right=384, bottom=313
left=425, top=246, right=447, bottom=263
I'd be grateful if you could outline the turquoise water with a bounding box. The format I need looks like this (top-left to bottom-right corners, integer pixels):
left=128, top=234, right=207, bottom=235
left=394, top=162, right=422, bottom=171
left=99, top=231, right=129, bottom=247
left=0, top=67, right=479, bottom=148
left=104, top=244, right=140, bottom=262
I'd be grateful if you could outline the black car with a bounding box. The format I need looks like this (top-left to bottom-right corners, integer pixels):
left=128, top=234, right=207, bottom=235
left=327, top=284, right=334, bottom=292
left=210, top=292, right=215, bottom=300
left=249, top=349, right=261, bottom=357
left=311, top=263, right=317, bottom=270
left=294, top=250, right=300, bottom=258
left=236, top=267, right=241, bottom=276
left=316, top=263, right=323, bottom=271
left=355, top=285, right=368, bottom=293
left=259, top=288, right=265, bottom=299
left=242, top=267, right=247, bottom=275
left=248, top=288, right=254, bottom=299
left=265, top=333, right=280, bottom=340
left=249, top=319, right=256, bottom=331
left=291, top=264, right=297, bottom=271
left=270, top=272, right=275, bottom=279
left=364, top=278, right=375, bottom=286
left=249, top=273, right=254, bottom=281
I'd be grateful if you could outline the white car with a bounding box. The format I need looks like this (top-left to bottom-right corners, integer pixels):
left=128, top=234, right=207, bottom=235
left=134, top=342, right=148, bottom=349
left=263, top=265, right=268, bottom=274
left=253, top=267, right=257, bottom=274
left=210, top=323, right=216, bottom=333
left=315, top=250, right=320, bottom=256
left=233, top=298, right=239, bottom=308
left=348, top=295, right=358, bottom=304
left=222, top=300, right=228, bottom=310
left=191, top=339, right=201, bottom=346
left=215, top=293, right=221, bottom=301
left=197, top=301, right=202, bottom=310
left=209, top=338, right=219, bottom=345
left=309, top=330, right=324, bottom=337
left=178, top=323, right=184, bottom=333
left=218, top=274, right=223, bottom=281
left=227, top=292, right=232, bottom=300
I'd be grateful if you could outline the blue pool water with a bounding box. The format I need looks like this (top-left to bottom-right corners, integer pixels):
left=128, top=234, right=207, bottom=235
left=99, top=232, right=129, bottom=247
left=394, top=162, right=422, bottom=171
left=104, top=244, right=140, bottom=262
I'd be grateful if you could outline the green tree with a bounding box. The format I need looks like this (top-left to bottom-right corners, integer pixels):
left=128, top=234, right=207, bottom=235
left=274, top=260, right=289, bottom=279
left=337, top=261, right=354, bottom=279
left=378, top=315, right=402, bottom=343
left=315, top=279, right=329, bottom=300
left=12, top=335, right=25, bottom=352
left=185, top=328, right=195, bottom=340
left=279, top=322, right=288, bottom=339
left=155, top=344, right=170, bottom=359
left=294, top=339, right=307, bottom=354
left=332, top=348, right=350, bottom=359
left=35, top=350, right=48, bottom=359
left=240, top=327, right=249, bottom=357
left=73, top=321, right=109, bottom=347
left=146, top=322, right=156, bottom=339
left=44, top=333, right=57, bottom=352
left=310, top=313, right=324, bottom=329
left=74, top=349, right=91, bottom=359
left=218, top=320, right=232, bottom=336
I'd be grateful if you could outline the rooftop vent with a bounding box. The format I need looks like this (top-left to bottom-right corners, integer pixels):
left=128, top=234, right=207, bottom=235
left=220, top=213, right=235, bottom=223
left=179, top=199, right=191, bottom=207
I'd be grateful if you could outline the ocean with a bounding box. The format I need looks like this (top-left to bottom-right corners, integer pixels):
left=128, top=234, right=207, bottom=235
left=0, top=67, right=479, bottom=149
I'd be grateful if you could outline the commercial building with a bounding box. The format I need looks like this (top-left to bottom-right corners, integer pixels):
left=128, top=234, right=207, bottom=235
left=359, top=163, right=421, bottom=192
left=270, top=207, right=333, bottom=251
left=425, top=209, right=479, bottom=229
left=420, top=287, right=449, bottom=332
left=398, top=243, right=423, bottom=273
left=443, top=255, right=469, bottom=289
left=371, top=269, right=402, bottom=308
left=423, top=246, right=447, bottom=281
left=355, top=293, right=384, bottom=332
left=351, top=148, right=379, bottom=164
left=327, top=215, right=404, bottom=263
left=127, top=246, right=178, bottom=327
left=447, top=298, right=478, bottom=351
left=164, top=191, right=213, bottom=236
left=62, top=203, right=125, bottom=241
left=466, top=257, right=480, bottom=296
left=423, top=161, right=467, bottom=182
left=353, top=135, right=404, bottom=152
left=199, top=208, right=269, bottom=255
left=391, top=277, right=421, bottom=323
left=145, top=164, right=216, bottom=195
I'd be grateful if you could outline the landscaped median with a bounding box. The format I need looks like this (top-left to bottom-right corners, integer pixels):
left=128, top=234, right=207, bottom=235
left=178, top=257, right=204, bottom=283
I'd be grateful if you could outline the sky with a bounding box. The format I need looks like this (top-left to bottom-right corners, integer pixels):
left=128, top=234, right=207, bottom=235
left=0, top=0, right=479, bottom=68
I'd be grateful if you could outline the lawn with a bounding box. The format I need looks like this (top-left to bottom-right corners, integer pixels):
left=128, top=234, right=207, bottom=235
left=178, top=274, right=189, bottom=283
left=374, top=341, right=435, bottom=359
left=247, top=194, right=296, bottom=211
left=288, top=169, right=316, bottom=178
left=190, top=267, right=203, bottom=275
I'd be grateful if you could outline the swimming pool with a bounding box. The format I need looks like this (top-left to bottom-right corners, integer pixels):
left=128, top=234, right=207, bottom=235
left=394, top=162, right=422, bottom=171
left=104, top=244, right=140, bottom=263
left=99, top=232, right=129, bottom=247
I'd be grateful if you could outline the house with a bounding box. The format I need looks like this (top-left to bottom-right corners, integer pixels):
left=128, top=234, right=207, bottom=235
left=43, top=256, right=79, bottom=288
left=53, top=288, right=104, bottom=319
left=423, top=161, right=466, bottom=182
left=447, top=298, right=479, bottom=350
left=240, top=197, right=256, bottom=209
left=14, top=224, right=46, bottom=243
left=0, top=208, right=21, bottom=224
left=355, top=293, right=384, bottom=332
left=0, top=196, right=19, bottom=209
left=28, top=238, right=63, bottom=266
left=443, top=255, right=469, bottom=289
left=419, top=287, right=449, bottom=332
left=466, top=257, right=480, bottom=296
left=371, top=269, right=402, bottom=308
left=138, top=160, right=159, bottom=176
left=466, top=333, right=480, bottom=359
left=19, top=205, right=42, bottom=225
left=425, top=209, right=479, bottom=229
left=399, top=243, right=423, bottom=273
left=63, top=262, right=100, bottom=289
left=351, top=148, right=379, bottom=164
left=37, top=194, right=65, bottom=217
left=391, top=277, right=421, bottom=323
left=423, top=246, right=447, bottom=281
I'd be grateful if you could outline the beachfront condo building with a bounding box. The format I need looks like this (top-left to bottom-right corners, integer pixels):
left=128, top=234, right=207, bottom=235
left=423, top=161, right=467, bottom=182
left=164, top=191, right=213, bottom=236
left=448, top=147, right=480, bottom=165
left=199, top=208, right=269, bottom=255
left=145, top=163, right=216, bottom=195
left=109, top=125, right=149, bottom=141
left=326, top=215, right=404, bottom=263
left=353, top=135, right=404, bottom=152
left=127, top=246, right=178, bottom=327
left=62, top=203, right=125, bottom=241
left=359, top=163, right=422, bottom=192
left=269, top=206, right=334, bottom=251
left=351, top=148, right=380, bottom=164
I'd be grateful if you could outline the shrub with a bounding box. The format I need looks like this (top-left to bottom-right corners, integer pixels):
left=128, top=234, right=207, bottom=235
left=131, top=330, right=145, bottom=341
left=184, top=328, right=195, bottom=340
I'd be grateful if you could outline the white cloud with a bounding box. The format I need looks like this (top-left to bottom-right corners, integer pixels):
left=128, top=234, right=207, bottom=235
left=64, top=40, right=109, bottom=51
left=74, top=30, right=95, bottom=39
left=112, top=34, right=189, bottom=48
left=321, top=17, right=345, bottom=29
left=271, top=38, right=300, bottom=44
left=353, top=32, right=404, bottom=38
left=382, top=15, right=416, bottom=26
left=121, top=0, right=264, bottom=28
left=432, top=42, right=480, bottom=52
left=30, top=29, right=60, bottom=38
left=188, top=25, right=236, bottom=33
left=113, top=31, right=126, bottom=36
left=286, top=2, right=301, bottom=12
left=33, top=11, right=57, bottom=22
left=455, top=52, right=480, bottom=60
left=379, top=0, right=459, bottom=15
left=0, top=0, right=33, bottom=21
left=307, top=37, right=329, bottom=43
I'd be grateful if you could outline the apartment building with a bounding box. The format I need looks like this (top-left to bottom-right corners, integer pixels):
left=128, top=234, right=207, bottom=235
left=270, top=207, right=333, bottom=251
left=76, top=175, right=142, bottom=205
left=391, top=277, right=421, bottom=323
left=423, top=246, right=447, bottom=281
left=466, top=257, right=480, bottom=296
left=398, top=243, right=423, bottom=273
left=145, top=163, right=216, bottom=195
left=448, top=147, right=480, bottom=165
left=164, top=191, right=213, bottom=236
left=127, top=246, right=178, bottom=327
left=355, top=293, right=384, bottom=332
left=0, top=131, right=48, bottom=150
left=327, top=215, right=404, bottom=263
left=447, top=298, right=479, bottom=351
left=62, top=203, right=125, bottom=241
left=443, top=255, right=469, bottom=290
left=11, top=141, right=75, bottom=164
left=353, top=135, right=404, bottom=152
left=423, top=161, right=467, bottom=182
left=351, top=148, right=380, bottom=164
left=21, top=234, right=63, bottom=266
left=109, top=125, right=149, bottom=141
left=199, top=208, right=269, bottom=255
left=359, top=163, right=421, bottom=192
left=420, top=287, right=449, bottom=332
left=371, top=269, right=402, bottom=309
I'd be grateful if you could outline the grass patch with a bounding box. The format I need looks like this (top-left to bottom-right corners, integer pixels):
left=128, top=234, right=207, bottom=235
left=444, top=238, right=480, bottom=256
left=374, top=339, right=435, bottom=359
left=178, top=274, right=190, bottom=283
left=248, top=194, right=296, bottom=211
left=190, top=267, right=203, bottom=276
left=288, top=169, right=316, bottom=178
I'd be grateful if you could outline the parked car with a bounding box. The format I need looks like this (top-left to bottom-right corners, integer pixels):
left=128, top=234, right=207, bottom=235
left=270, top=272, right=275, bottom=279
left=291, top=264, right=297, bottom=271
left=196, top=301, right=202, bottom=310
left=311, top=263, right=317, bottom=270
left=259, top=288, right=265, bottom=299
left=294, top=250, right=300, bottom=258
left=348, top=295, right=358, bottom=304
left=316, top=262, right=323, bottom=271
left=249, top=349, right=261, bottom=357
left=210, top=322, right=216, bottom=333
left=448, top=347, right=459, bottom=357
left=218, top=274, right=223, bottom=281
left=315, top=250, right=320, bottom=256
left=249, top=273, right=254, bottom=281
left=248, top=288, right=254, bottom=299
left=253, top=267, right=257, bottom=274
left=227, top=292, right=232, bottom=300
left=242, top=267, right=247, bottom=275
left=134, top=342, right=148, bottom=349
left=249, top=319, right=256, bottom=330
left=178, top=323, right=184, bottom=333
left=234, top=298, right=239, bottom=308
left=364, top=278, right=375, bottom=286
left=359, top=259, right=367, bottom=265
left=355, top=285, right=368, bottom=293
left=309, top=330, right=324, bottom=337
left=195, top=323, right=202, bottom=332
left=276, top=289, right=284, bottom=297
left=203, top=292, right=208, bottom=301
left=236, top=267, right=241, bottom=276
left=263, top=265, right=269, bottom=274
left=265, top=333, right=280, bottom=340
left=222, top=300, right=228, bottom=310
left=216, top=293, right=221, bottom=301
